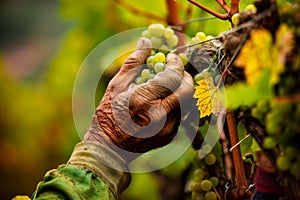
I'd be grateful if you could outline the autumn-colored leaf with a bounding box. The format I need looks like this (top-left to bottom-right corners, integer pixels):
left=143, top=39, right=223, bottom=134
left=194, top=77, right=222, bottom=118
left=235, top=25, right=294, bottom=86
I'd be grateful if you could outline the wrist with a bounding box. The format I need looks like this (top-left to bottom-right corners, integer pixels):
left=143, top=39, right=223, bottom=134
left=68, top=141, right=131, bottom=195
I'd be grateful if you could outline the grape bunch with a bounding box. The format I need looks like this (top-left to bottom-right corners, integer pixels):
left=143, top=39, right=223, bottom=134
left=135, top=52, right=167, bottom=84
left=135, top=24, right=183, bottom=85
left=187, top=144, right=224, bottom=200
left=251, top=97, right=300, bottom=179
left=141, top=24, right=179, bottom=53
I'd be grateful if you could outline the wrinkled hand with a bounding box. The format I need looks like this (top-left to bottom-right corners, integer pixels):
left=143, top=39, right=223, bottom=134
left=84, top=38, right=194, bottom=155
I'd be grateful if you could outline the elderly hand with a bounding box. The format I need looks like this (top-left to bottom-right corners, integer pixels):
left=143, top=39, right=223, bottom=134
left=84, top=37, right=194, bottom=155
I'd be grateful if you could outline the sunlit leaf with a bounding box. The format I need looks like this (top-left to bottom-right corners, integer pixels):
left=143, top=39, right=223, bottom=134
left=235, top=25, right=293, bottom=86
left=194, top=77, right=221, bottom=118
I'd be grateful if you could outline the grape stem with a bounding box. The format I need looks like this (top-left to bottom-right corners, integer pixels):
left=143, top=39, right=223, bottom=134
left=213, top=186, right=222, bottom=200
left=187, top=0, right=230, bottom=20
left=171, top=36, right=221, bottom=53
left=229, top=134, right=251, bottom=152
left=216, top=0, right=230, bottom=13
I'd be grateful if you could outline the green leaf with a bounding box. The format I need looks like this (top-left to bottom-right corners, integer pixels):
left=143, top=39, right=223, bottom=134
left=225, top=68, right=274, bottom=109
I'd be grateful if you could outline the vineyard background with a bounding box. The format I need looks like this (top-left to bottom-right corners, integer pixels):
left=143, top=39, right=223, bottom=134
left=0, top=0, right=298, bottom=199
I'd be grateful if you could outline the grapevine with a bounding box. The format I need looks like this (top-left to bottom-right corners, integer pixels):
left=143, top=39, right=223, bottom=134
left=129, top=0, right=300, bottom=199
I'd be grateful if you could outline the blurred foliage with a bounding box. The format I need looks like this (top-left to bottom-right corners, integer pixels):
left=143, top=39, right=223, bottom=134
left=0, top=0, right=245, bottom=199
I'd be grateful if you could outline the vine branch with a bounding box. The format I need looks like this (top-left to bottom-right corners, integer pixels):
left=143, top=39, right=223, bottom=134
left=113, top=0, right=165, bottom=22
left=215, top=0, right=230, bottom=12
left=226, top=111, right=247, bottom=186
left=187, top=0, right=230, bottom=20
left=229, top=0, right=239, bottom=16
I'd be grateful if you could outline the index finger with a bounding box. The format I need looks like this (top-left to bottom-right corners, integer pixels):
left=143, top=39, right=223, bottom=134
left=108, top=37, right=152, bottom=93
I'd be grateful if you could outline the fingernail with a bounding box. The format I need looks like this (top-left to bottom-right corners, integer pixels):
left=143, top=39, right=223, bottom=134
left=136, top=38, right=144, bottom=50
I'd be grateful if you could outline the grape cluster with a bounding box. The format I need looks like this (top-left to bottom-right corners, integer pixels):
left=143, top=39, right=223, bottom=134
left=142, top=24, right=179, bottom=52
left=135, top=24, right=184, bottom=85
left=251, top=99, right=300, bottom=179
left=135, top=52, right=167, bottom=84
left=188, top=144, right=221, bottom=200
left=186, top=31, right=223, bottom=86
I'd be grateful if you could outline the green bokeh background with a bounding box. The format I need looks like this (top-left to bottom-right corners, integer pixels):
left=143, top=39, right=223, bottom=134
left=0, top=0, right=256, bottom=199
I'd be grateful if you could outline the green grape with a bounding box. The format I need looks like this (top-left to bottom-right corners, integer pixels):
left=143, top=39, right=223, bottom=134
left=256, top=99, right=269, bottom=113
left=200, top=179, right=213, bottom=191
left=290, top=162, right=300, bottom=179
left=192, top=191, right=204, bottom=200
left=158, top=45, right=169, bottom=54
left=205, top=35, right=214, bottom=41
left=146, top=56, right=155, bottom=67
left=204, top=191, right=217, bottom=200
left=135, top=76, right=146, bottom=85
left=251, top=107, right=262, bottom=120
left=245, top=4, right=257, bottom=12
left=202, top=144, right=212, bottom=154
left=148, top=73, right=155, bottom=80
left=154, top=62, right=165, bottom=73
left=191, top=181, right=203, bottom=192
left=205, top=153, right=216, bottom=165
left=191, top=37, right=202, bottom=48
left=196, top=32, right=206, bottom=41
left=141, top=69, right=151, bottom=79
left=142, top=29, right=151, bottom=38
left=179, top=53, right=188, bottom=66
left=231, top=13, right=240, bottom=25
left=166, top=35, right=179, bottom=47
left=276, top=155, right=291, bottom=171
left=265, top=112, right=280, bottom=135
left=194, top=168, right=205, bottom=180
left=263, top=137, right=277, bottom=149
left=151, top=36, right=162, bottom=48
left=164, top=27, right=174, bottom=38
left=154, top=52, right=166, bottom=63
left=214, top=75, right=222, bottom=85
left=284, top=146, right=297, bottom=159
left=198, top=149, right=206, bottom=159
left=194, top=73, right=204, bottom=83
left=209, top=177, right=219, bottom=187
left=148, top=24, right=165, bottom=37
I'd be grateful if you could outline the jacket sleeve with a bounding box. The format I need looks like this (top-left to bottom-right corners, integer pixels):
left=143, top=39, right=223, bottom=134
left=31, top=141, right=131, bottom=200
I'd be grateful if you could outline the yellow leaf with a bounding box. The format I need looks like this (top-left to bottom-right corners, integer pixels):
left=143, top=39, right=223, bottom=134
left=194, top=77, right=221, bottom=118
left=235, top=28, right=273, bottom=86
left=235, top=25, right=294, bottom=86
left=12, top=196, right=31, bottom=200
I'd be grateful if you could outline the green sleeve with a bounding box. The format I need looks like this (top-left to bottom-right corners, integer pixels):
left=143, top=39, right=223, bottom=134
left=31, top=141, right=131, bottom=200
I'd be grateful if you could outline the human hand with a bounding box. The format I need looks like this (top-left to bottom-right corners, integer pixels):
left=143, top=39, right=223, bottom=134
left=84, top=37, right=194, bottom=155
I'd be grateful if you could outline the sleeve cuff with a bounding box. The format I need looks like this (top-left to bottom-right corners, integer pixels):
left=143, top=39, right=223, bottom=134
left=67, top=141, right=131, bottom=196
